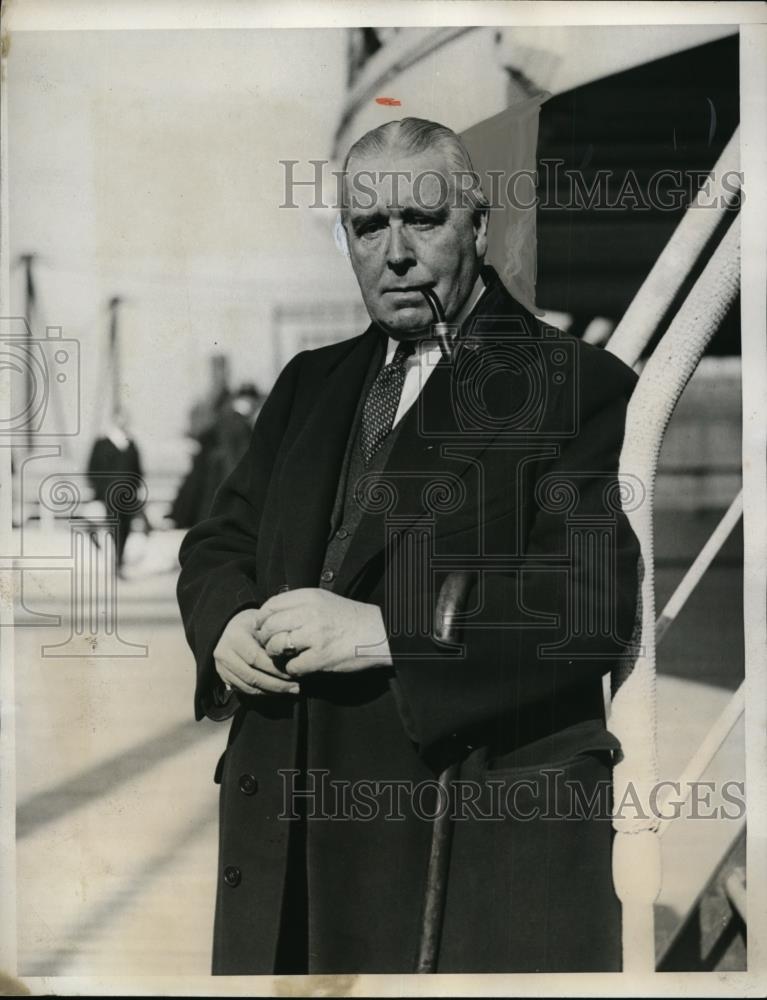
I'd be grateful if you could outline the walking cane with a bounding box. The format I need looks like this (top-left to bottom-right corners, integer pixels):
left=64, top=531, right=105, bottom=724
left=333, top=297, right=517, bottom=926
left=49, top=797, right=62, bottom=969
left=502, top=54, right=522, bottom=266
left=415, top=570, right=473, bottom=974
left=414, top=285, right=471, bottom=972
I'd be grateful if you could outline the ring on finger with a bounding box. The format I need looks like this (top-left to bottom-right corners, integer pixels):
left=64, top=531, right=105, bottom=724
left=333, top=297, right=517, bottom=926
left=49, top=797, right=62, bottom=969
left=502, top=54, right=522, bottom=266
left=283, top=631, right=298, bottom=658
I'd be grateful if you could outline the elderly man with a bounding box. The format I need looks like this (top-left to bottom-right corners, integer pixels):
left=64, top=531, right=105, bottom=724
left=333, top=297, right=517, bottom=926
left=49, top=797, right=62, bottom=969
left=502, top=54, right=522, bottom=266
left=177, top=117, right=639, bottom=975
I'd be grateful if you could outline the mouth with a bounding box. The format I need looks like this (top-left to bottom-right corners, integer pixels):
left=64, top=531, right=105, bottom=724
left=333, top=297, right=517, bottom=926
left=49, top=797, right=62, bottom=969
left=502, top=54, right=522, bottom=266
left=383, top=284, right=435, bottom=298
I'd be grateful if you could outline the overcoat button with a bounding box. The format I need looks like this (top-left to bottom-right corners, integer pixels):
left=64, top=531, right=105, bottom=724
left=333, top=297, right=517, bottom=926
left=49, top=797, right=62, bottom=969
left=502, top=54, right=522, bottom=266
left=320, top=569, right=335, bottom=583
left=223, top=865, right=241, bottom=888
left=239, top=773, right=258, bottom=795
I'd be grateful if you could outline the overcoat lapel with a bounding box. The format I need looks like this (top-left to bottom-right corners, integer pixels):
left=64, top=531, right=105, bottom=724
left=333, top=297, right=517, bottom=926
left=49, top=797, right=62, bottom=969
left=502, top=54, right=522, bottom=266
left=278, top=326, right=381, bottom=588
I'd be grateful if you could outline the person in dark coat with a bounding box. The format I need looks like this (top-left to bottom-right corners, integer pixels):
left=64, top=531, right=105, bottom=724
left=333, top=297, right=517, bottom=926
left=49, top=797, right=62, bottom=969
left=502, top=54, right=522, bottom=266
left=214, top=383, right=264, bottom=482
left=87, top=410, right=147, bottom=570
left=177, top=118, right=640, bottom=975
left=170, top=384, right=262, bottom=529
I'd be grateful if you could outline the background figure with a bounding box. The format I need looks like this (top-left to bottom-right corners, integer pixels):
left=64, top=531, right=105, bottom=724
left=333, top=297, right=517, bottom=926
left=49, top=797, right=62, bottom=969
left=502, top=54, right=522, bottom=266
left=87, top=410, right=148, bottom=572
left=169, top=420, right=224, bottom=530
left=187, top=354, right=232, bottom=441
left=170, top=354, right=232, bottom=529
left=171, top=381, right=263, bottom=528
left=214, top=383, right=264, bottom=480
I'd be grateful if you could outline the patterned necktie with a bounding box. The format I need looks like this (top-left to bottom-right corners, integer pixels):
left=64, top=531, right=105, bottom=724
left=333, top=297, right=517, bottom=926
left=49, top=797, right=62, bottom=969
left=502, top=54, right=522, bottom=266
left=360, top=339, right=417, bottom=464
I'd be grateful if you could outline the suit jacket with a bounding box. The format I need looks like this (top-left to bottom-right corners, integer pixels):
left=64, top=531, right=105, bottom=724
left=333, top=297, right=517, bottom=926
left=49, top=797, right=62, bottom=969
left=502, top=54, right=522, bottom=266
left=176, top=267, right=639, bottom=973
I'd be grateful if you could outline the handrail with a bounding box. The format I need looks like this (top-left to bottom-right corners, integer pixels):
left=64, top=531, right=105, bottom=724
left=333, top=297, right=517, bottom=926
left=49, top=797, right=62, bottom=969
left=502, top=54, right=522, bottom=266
left=657, top=680, right=745, bottom=838
left=610, top=213, right=741, bottom=973
left=724, top=868, right=747, bottom=925
left=657, top=821, right=746, bottom=970
left=649, top=490, right=746, bottom=839
left=607, top=128, right=741, bottom=368
left=656, top=491, right=743, bottom=642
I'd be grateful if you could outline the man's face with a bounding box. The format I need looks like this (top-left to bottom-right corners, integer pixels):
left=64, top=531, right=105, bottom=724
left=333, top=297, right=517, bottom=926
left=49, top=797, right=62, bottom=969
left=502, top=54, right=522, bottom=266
left=344, top=147, right=488, bottom=338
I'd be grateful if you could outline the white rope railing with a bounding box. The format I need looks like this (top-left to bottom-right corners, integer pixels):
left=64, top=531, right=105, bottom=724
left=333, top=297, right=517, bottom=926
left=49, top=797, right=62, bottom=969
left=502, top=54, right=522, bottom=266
left=609, top=213, right=741, bottom=974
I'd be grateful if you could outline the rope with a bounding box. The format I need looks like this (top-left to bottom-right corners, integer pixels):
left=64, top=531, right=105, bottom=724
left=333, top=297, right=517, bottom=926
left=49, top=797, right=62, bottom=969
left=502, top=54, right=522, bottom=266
left=609, top=214, right=741, bottom=972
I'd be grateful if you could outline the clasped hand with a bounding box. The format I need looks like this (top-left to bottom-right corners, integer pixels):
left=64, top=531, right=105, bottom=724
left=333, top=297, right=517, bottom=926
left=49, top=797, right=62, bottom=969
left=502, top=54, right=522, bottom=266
left=213, top=588, right=392, bottom=697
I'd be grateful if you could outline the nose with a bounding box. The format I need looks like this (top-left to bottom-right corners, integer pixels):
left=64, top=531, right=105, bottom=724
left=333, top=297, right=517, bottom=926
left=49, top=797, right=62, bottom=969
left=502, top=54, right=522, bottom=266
left=386, top=224, right=416, bottom=275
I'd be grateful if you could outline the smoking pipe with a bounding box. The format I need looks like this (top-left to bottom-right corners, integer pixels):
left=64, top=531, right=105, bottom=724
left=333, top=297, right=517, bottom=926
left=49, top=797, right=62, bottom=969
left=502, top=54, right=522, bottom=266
left=419, top=286, right=454, bottom=361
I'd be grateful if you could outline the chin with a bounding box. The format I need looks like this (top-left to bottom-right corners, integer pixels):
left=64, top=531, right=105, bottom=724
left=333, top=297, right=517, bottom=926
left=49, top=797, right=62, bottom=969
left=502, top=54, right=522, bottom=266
left=376, top=306, right=430, bottom=336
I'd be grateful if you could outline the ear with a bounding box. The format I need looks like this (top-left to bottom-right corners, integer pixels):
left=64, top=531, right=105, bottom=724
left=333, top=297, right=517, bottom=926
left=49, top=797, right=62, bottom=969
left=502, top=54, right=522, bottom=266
left=473, top=209, right=489, bottom=260
left=333, top=213, right=351, bottom=259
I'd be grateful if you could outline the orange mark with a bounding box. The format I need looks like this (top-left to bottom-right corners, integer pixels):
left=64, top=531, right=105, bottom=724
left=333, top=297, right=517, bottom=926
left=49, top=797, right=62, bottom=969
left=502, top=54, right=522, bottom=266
left=375, top=97, right=401, bottom=106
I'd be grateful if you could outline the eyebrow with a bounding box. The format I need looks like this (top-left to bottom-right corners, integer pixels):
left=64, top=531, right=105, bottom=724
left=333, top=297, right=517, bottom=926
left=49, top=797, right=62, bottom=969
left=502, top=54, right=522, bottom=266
left=349, top=204, right=449, bottom=234
left=402, top=205, right=449, bottom=224
left=349, top=210, right=388, bottom=235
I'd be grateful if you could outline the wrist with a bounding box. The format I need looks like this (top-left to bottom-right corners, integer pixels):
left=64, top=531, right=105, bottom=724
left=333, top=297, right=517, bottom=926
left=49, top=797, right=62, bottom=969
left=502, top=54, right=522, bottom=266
left=361, top=604, right=393, bottom=668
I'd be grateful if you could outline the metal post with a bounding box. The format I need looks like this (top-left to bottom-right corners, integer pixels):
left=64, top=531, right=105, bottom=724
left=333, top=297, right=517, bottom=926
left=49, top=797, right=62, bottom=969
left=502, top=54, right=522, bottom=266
left=108, top=296, right=123, bottom=420
left=18, top=253, right=37, bottom=455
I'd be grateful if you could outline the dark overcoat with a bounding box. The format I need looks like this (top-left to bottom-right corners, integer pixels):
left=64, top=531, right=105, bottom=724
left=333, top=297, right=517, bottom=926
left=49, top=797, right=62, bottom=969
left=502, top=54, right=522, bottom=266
left=177, top=269, right=640, bottom=975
